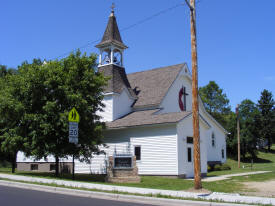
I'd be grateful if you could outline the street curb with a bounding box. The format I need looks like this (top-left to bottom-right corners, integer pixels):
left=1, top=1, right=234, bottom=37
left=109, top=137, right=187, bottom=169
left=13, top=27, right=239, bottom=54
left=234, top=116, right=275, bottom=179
left=0, top=180, right=246, bottom=206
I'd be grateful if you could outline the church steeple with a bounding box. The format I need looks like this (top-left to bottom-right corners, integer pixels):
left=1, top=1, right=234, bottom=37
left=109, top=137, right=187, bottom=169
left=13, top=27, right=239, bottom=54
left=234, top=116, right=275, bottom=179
left=96, top=4, right=127, bottom=67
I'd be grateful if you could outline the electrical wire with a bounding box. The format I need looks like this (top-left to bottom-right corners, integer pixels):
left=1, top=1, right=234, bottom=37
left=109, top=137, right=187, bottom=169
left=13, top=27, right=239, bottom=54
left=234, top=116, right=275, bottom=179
left=48, top=3, right=184, bottom=61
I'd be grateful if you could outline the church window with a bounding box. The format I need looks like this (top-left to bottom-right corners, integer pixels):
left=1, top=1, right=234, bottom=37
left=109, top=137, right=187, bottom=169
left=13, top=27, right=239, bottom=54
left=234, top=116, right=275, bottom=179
left=222, top=149, right=225, bottom=158
left=211, top=133, right=215, bottom=147
left=187, top=136, right=193, bottom=144
left=135, top=146, right=141, bottom=161
left=30, top=164, right=38, bottom=171
left=187, top=147, right=192, bottom=162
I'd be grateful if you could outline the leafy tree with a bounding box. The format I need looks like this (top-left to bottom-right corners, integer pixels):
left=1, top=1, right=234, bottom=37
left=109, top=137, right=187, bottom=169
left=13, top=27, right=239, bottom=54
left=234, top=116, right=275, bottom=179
left=0, top=74, right=28, bottom=173
left=19, top=51, right=107, bottom=176
left=199, top=81, right=231, bottom=127
left=226, top=100, right=260, bottom=159
left=225, top=112, right=237, bottom=157
left=257, top=89, right=275, bottom=151
left=238, top=99, right=260, bottom=159
left=0, top=65, right=17, bottom=77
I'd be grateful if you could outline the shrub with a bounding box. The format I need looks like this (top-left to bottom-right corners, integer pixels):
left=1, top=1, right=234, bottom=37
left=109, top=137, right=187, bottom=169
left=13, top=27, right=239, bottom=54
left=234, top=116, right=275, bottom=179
left=214, top=164, right=221, bottom=171
left=220, top=164, right=231, bottom=170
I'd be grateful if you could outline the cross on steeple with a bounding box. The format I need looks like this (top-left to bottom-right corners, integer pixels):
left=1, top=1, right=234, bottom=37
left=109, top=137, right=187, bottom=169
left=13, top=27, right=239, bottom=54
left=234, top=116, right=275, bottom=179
left=111, top=3, right=115, bottom=12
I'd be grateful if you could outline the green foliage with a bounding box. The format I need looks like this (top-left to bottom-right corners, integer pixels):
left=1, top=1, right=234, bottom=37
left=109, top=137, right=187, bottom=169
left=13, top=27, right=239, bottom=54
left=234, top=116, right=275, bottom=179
left=199, top=81, right=231, bottom=127
left=220, top=164, right=231, bottom=170
left=0, top=51, right=107, bottom=175
left=257, top=89, right=275, bottom=151
left=19, top=52, right=107, bottom=163
left=208, top=163, right=231, bottom=172
left=0, top=65, right=17, bottom=77
left=226, top=99, right=260, bottom=158
left=0, top=72, right=27, bottom=172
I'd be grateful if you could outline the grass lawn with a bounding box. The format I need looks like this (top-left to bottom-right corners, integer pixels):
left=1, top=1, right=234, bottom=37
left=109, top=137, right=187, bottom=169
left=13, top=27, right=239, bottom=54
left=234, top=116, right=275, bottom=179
left=0, top=145, right=274, bottom=194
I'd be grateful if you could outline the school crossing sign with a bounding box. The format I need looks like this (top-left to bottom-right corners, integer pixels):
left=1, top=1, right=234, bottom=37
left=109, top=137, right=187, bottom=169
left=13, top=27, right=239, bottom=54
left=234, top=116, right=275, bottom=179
left=68, top=107, right=80, bottom=144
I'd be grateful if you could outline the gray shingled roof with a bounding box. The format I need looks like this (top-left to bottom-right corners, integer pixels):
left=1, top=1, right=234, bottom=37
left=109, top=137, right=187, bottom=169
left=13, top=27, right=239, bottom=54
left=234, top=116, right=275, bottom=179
left=127, top=63, right=185, bottom=108
left=107, top=109, right=191, bottom=129
left=95, top=11, right=127, bottom=49
left=99, top=64, right=137, bottom=98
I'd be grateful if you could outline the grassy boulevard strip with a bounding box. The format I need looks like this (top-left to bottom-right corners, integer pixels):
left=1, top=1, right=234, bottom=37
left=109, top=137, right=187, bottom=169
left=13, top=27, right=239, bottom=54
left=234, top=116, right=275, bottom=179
left=0, top=173, right=274, bottom=206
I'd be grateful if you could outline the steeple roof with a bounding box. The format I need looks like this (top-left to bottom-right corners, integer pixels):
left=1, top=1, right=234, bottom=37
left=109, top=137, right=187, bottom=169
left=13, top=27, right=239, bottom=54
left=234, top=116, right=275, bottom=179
left=96, top=10, right=128, bottom=49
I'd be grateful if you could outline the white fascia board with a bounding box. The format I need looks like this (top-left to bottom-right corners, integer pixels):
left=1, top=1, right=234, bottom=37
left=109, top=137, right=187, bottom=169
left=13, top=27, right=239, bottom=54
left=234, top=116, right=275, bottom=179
left=103, top=92, right=119, bottom=96
left=177, top=112, right=211, bottom=130
left=198, top=96, right=229, bottom=135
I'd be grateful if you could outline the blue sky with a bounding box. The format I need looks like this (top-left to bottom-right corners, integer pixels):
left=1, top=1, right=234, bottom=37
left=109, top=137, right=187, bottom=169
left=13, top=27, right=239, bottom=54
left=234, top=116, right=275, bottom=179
left=1, top=0, right=274, bottom=110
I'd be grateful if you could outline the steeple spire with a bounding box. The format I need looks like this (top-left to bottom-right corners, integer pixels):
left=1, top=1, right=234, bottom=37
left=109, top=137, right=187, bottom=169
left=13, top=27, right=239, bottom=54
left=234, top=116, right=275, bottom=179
left=96, top=4, right=127, bottom=50
left=96, top=4, right=128, bottom=67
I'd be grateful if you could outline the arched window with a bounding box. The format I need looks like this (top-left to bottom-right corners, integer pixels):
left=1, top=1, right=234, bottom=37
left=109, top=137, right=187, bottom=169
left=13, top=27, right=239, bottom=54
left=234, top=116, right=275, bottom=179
left=211, top=132, right=215, bottom=147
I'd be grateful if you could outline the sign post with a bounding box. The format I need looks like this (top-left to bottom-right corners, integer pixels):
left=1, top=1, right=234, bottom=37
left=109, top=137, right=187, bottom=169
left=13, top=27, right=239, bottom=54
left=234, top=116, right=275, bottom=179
left=68, top=107, right=80, bottom=180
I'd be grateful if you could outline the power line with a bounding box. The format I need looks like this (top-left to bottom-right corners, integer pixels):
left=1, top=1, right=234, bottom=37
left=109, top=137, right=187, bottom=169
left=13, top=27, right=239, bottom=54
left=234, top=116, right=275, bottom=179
left=48, top=3, right=184, bottom=61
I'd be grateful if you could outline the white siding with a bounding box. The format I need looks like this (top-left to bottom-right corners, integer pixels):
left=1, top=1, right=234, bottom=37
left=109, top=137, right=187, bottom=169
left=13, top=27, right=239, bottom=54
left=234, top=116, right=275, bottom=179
left=199, top=102, right=227, bottom=164
left=96, top=89, right=134, bottom=122
left=159, top=65, right=192, bottom=113
left=177, top=116, right=208, bottom=178
left=86, top=124, right=178, bottom=175
left=113, top=89, right=134, bottom=120
left=96, top=95, right=113, bottom=122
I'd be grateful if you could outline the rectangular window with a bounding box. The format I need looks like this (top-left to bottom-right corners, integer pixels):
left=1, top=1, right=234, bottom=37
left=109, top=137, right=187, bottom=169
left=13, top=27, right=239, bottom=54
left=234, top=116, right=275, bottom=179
left=30, top=164, right=38, bottom=171
left=135, top=146, right=141, bottom=161
left=188, top=147, right=192, bottom=162
left=50, top=164, right=56, bottom=171
left=187, top=136, right=193, bottom=144
left=222, top=149, right=225, bottom=158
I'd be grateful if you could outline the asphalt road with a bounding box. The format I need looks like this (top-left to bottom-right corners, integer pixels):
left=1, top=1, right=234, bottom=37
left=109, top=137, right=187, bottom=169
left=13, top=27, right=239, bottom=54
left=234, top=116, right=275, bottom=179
left=0, top=185, right=155, bottom=206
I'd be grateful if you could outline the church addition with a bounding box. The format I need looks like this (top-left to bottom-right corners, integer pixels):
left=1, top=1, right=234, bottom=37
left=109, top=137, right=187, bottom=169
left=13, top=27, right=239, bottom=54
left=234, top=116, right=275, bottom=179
left=17, top=8, right=227, bottom=178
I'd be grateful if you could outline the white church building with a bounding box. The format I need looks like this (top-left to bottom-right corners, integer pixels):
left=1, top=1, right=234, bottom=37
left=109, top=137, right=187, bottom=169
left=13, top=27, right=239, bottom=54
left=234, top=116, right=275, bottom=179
left=17, top=9, right=227, bottom=178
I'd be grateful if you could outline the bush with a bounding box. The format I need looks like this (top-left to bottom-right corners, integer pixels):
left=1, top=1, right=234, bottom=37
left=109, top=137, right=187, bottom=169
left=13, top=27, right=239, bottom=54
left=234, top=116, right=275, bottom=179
left=220, top=164, right=231, bottom=170
left=214, top=164, right=221, bottom=171
left=208, top=163, right=231, bottom=172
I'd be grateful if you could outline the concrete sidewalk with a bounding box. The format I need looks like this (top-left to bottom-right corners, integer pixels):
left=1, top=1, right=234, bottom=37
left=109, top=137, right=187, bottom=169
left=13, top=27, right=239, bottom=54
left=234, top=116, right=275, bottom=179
left=0, top=173, right=274, bottom=205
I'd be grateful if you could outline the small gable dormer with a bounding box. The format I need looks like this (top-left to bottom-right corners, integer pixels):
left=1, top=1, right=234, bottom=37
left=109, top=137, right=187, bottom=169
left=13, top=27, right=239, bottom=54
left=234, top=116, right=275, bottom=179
left=96, top=6, right=136, bottom=122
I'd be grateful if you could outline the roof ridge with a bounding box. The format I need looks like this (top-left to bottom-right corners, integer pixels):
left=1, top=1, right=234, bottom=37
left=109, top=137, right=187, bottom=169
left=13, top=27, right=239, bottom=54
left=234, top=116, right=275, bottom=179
left=127, top=63, right=186, bottom=75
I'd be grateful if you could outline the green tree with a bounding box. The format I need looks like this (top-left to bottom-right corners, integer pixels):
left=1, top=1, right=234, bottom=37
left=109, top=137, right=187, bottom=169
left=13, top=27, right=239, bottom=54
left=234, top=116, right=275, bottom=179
left=0, top=65, right=17, bottom=77
left=20, top=52, right=107, bottom=176
left=257, top=89, right=275, bottom=151
left=199, top=81, right=231, bottom=127
left=226, top=100, right=260, bottom=159
left=0, top=73, right=28, bottom=173
left=239, top=99, right=260, bottom=159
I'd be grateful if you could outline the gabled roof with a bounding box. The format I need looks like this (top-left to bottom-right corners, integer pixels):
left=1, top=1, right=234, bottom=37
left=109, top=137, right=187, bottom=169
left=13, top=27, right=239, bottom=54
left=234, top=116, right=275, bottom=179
left=95, top=11, right=127, bottom=49
left=127, top=63, right=185, bottom=108
left=107, top=109, right=191, bottom=129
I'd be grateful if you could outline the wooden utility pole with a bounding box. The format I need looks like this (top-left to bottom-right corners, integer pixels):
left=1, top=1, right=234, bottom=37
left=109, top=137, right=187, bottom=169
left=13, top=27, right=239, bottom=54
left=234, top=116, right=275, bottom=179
left=185, top=0, right=202, bottom=189
left=236, top=104, right=240, bottom=168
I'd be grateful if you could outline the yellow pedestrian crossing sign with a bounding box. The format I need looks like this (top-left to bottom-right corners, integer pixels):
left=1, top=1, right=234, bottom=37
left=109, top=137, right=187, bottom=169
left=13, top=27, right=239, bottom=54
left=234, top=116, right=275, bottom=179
left=68, top=107, right=80, bottom=122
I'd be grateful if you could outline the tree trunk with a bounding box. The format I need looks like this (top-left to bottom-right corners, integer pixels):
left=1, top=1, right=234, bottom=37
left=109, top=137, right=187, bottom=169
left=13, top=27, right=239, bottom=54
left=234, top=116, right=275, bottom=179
left=11, top=152, right=17, bottom=173
left=55, top=156, right=59, bottom=177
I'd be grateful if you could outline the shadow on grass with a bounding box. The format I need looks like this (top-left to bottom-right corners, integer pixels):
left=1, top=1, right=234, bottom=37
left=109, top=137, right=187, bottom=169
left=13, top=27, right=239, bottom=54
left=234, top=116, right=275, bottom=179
left=241, top=157, right=272, bottom=164
left=1, top=170, right=106, bottom=183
